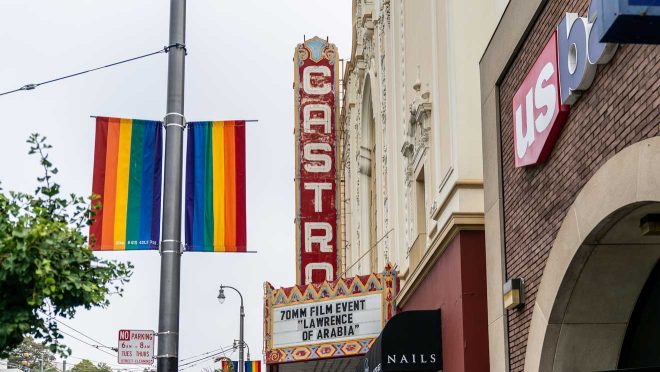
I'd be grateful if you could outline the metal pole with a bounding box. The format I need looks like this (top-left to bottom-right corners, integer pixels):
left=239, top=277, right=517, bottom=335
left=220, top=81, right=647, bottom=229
left=239, top=304, right=245, bottom=372
left=220, top=285, right=245, bottom=372
left=157, top=0, right=186, bottom=371
left=39, top=354, right=43, bottom=372
left=62, top=360, right=66, bottom=372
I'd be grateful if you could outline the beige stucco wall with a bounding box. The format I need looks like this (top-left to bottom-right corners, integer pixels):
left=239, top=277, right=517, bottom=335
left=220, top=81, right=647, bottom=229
left=340, top=0, right=507, bottom=306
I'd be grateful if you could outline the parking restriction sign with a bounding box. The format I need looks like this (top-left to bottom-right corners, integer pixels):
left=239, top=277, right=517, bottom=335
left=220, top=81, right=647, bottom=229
left=118, top=330, right=155, bottom=365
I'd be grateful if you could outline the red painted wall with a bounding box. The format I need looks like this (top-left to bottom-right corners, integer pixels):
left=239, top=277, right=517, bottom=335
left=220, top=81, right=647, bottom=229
left=402, top=230, right=489, bottom=372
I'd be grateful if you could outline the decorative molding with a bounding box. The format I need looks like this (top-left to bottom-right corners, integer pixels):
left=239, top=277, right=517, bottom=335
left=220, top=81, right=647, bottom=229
left=381, top=0, right=391, bottom=27
left=400, top=140, right=414, bottom=158
left=400, top=65, right=434, bottom=255
left=429, top=167, right=454, bottom=220
left=379, top=38, right=390, bottom=261
left=430, top=179, right=484, bottom=221
left=363, top=13, right=374, bottom=35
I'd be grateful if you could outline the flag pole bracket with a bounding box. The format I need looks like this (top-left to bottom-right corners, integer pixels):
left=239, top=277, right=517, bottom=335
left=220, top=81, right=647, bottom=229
left=159, top=239, right=184, bottom=255
left=164, top=43, right=187, bottom=55
left=163, top=112, right=186, bottom=129
left=156, top=331, right=179, bottom=336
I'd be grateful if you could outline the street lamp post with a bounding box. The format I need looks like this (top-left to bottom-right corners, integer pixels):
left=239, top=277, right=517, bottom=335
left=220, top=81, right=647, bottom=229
left=243, top=341, right=250, bottom=361
left=217, top=285, right=244, bottom=372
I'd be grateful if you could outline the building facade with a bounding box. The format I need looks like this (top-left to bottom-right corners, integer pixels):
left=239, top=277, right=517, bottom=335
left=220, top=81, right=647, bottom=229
left=340, top=0, right=507, bottom=370
left=480, top=0, right=660, bottom=371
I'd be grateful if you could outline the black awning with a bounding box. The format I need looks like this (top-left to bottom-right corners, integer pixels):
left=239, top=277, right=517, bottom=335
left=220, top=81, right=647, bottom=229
left=356, top=310, right=442, bottom=372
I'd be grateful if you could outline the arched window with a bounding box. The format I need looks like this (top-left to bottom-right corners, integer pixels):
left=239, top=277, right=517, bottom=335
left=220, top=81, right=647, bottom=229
left=358, top=75, right=378, bottom=273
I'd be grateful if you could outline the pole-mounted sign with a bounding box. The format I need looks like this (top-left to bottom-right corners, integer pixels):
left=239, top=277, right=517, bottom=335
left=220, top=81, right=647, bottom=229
left=118, top=330, right=155, bottom=365
left=293, top=37, right=341, bottom=285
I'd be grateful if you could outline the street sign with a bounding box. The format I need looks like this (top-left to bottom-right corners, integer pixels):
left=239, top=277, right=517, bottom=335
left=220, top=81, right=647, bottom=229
left=118, top=330, right=155, bottom=365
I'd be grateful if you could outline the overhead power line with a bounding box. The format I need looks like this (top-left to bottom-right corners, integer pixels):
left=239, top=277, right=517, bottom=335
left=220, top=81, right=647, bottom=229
left=58, top=329, right=117, bottom=358
left=0, top=43, right=185, bottom=97
left=38, top=315, right=153, bottom=370
left=59, top=354, right=125, bottom=369
left=40, top=313, right=118, bottom=355
left=52, top=317, right=116, bottom=351
left=177, top=345, right=235, bottom=371
left=179, top=347, right=226, bottom=362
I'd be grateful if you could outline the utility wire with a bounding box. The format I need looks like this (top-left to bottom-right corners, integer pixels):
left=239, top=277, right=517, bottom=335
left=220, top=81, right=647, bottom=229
left=178, top=355, right=225, bottom=371
left=179, top=347, right=226, bottom=362
left=58, top=329, right=117, bottom=358
left=340, top=228, right=394, bottom=277
left=178, top=353, right=225, bottom=370
left=0, top=43, right=185, bottom=97
left=41, top=313, right=118, bottom=353
left=178, top=349, right=230, bottom=368
left=61, top=353, right=147, bottom=371
left=58, top=354, right=125, bottom=369
left=177, top=345, right=235, bottom=370
left=38, top=314, right=148, bottom=370
left=51, top=317, right=116, bottom=351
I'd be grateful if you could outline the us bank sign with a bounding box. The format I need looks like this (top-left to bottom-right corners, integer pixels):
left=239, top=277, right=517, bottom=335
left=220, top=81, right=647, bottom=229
left=264, top=267, right=397, bottom=364
left=512, top=0, right=624, bottom=167
left=513, top=0, right=660, bottom=167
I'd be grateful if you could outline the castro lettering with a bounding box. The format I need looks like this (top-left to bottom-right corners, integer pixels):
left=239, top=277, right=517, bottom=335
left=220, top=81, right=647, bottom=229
left=295, top=38, right=340, bottom=284
left=512, top=0, right=616, bottom=167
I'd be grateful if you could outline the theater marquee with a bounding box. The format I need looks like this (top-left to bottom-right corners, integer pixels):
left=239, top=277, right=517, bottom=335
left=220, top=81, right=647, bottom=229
left=264, top=267, right=397, bottom=364
left=272, top=293, right=383, bottom=348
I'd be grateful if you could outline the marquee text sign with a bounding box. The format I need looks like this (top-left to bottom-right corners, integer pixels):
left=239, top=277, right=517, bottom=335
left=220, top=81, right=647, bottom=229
left=272, top=293, right=383, bottom=348
left=263, top=268, right=398, bottom=364
left=513, top=0, right=617, bottom=167
left=294, top=37, right=340, bottom=284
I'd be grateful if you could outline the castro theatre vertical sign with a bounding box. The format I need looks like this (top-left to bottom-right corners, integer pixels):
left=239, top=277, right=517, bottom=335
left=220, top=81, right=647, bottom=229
left=294, top=37, right=340, bottom=285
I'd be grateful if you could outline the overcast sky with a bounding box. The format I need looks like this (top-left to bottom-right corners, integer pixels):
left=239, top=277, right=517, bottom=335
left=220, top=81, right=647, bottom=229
left=0, top=1, right=351, bottom=370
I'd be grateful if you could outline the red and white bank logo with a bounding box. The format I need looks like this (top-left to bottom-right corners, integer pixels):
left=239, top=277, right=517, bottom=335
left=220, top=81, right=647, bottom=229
left=512, top=32, right=570, bottom=167
left=512, top=0, right=617, bottom=167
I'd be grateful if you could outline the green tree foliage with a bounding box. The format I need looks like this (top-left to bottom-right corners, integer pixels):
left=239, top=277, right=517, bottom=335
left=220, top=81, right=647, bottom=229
left=70, top=359, right=112, bottom=372
left=6, top=337, right=58, bottom=372
left=0, top=134, right=133, bottom=356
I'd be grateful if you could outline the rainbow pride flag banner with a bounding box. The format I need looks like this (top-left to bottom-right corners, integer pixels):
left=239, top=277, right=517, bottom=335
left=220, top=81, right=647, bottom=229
left=245, top=361, right=261, bottom=372
left=89, top=117, right=163, bottom=250
left=221, top=360, right=261, bottom=372
left=185, top=121, right=247, bottom=252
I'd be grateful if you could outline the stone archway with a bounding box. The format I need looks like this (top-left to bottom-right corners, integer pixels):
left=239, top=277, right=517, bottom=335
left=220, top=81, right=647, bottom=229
left=524, top=137, right=660, bottom=372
